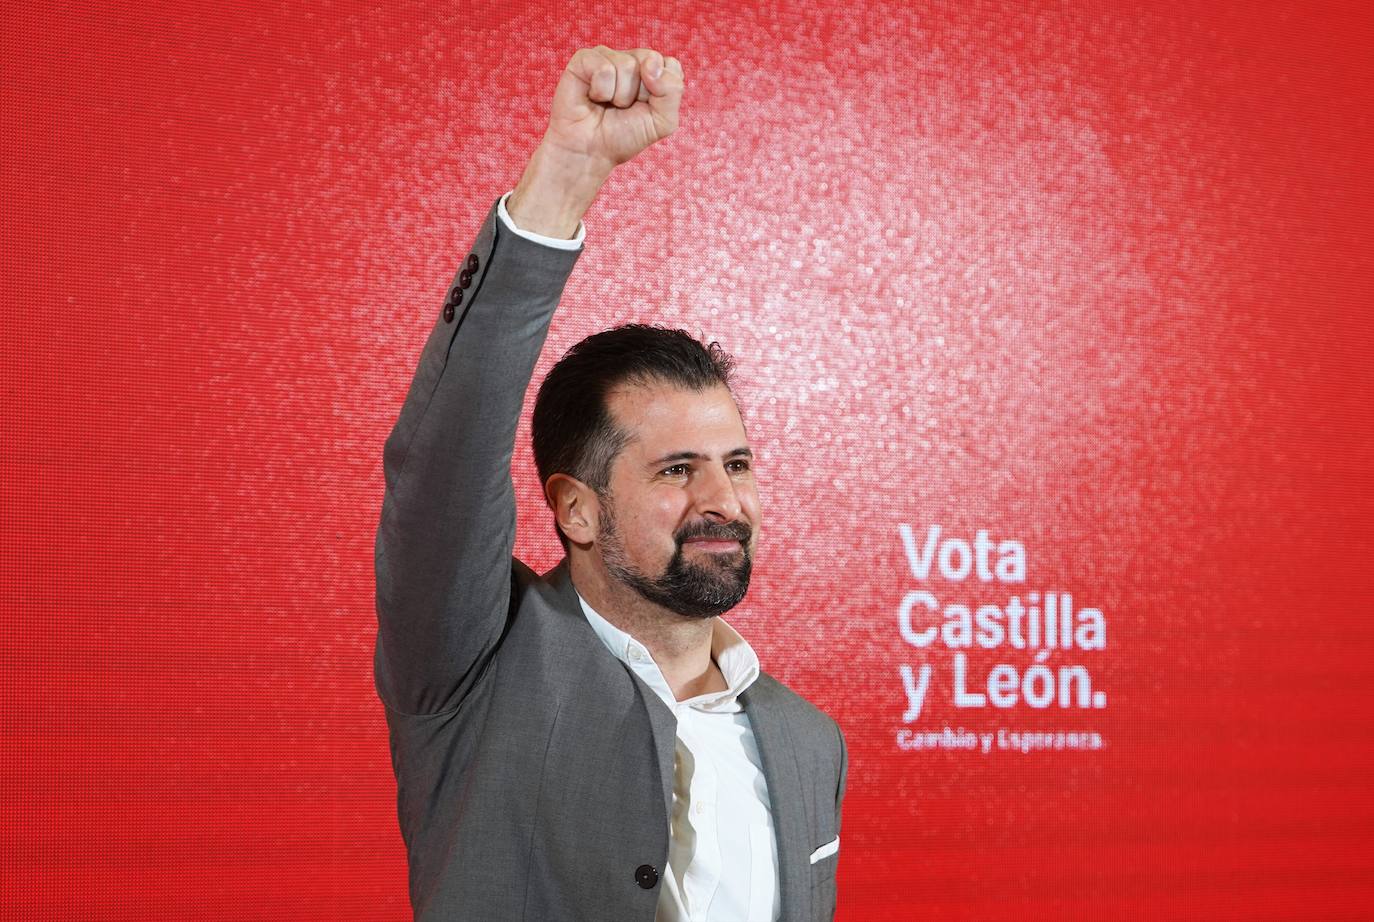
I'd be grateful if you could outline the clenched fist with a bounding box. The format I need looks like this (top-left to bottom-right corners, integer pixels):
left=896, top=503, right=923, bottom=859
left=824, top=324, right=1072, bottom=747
left=507, top=46, right=685, bottom=239
left=546, top=46, right=684, bottom=167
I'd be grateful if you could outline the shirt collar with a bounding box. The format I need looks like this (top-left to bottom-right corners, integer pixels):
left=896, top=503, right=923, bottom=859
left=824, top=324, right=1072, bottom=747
left=576, top=592, right=760, bottom=713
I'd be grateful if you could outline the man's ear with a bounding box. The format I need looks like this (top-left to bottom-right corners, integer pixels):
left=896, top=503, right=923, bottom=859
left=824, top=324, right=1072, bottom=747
left=544, top=473, right=600, bottom=546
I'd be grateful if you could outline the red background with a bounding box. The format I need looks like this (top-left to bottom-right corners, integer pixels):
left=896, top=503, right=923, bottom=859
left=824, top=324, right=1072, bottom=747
left=4, top=1, right=1373, bottom=919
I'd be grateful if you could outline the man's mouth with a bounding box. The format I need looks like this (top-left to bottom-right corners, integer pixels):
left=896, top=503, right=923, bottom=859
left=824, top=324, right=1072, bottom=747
left=681, top=537, right=742, bottom=553
left=676, top=521, right=751, bottom=556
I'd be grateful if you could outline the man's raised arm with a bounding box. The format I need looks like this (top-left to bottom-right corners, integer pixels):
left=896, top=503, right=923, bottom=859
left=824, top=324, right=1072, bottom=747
left=374, top=47, right=684, bottom=715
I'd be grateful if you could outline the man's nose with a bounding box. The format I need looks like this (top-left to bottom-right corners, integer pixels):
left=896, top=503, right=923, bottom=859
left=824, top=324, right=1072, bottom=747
left=692, top=464, right=743, bottom=521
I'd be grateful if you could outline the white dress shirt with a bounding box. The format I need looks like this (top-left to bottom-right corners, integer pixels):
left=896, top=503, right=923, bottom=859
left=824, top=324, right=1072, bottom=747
left=578, top=594, right=781, bottom=922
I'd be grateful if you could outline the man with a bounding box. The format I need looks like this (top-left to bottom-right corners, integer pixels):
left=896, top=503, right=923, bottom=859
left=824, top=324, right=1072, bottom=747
left=375, top=46, right=846, bottom=922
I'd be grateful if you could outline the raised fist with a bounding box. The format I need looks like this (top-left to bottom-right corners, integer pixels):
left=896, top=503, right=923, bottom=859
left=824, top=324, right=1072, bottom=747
left=507, top=46, right=685, bottom=238
left=543, top=46, right=685, bottom=170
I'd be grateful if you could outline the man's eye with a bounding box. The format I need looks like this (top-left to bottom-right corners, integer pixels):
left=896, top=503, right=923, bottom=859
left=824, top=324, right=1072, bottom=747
left=727, top=459, right=752, bottom=473
left=662, top=464, right=689, bottom=477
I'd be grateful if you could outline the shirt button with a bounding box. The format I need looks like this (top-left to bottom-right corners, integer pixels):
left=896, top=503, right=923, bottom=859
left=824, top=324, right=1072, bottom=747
left=634, top=864, right=659, bottom=889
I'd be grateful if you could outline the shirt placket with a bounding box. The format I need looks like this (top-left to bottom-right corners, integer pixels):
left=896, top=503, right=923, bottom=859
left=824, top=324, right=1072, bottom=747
left=678, top=712, right=721, bottom=921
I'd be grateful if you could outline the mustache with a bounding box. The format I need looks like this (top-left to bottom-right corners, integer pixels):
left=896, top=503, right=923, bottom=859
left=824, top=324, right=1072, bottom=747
left=674, top=519, right=753, bottom=546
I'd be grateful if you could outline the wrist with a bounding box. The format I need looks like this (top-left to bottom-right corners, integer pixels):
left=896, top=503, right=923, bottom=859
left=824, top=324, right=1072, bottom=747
left=506, top=142, right=612, bottom=239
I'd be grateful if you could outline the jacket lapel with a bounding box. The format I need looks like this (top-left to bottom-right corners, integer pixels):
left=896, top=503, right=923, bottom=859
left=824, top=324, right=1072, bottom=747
left=544, top=561, right=679, bottom=821
left=741, top=678, right=814, bottom=922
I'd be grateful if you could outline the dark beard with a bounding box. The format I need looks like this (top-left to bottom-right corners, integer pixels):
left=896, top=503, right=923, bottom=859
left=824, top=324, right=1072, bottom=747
left=599, top=505, right=754, bottom=620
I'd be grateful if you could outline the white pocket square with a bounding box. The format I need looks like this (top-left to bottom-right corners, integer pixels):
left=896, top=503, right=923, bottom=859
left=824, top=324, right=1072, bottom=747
left=808, top=836, right=839, bottom=864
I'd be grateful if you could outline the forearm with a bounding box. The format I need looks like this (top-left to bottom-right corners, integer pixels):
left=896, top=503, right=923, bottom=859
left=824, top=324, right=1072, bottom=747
left=506, top=142, right=612, bottom=239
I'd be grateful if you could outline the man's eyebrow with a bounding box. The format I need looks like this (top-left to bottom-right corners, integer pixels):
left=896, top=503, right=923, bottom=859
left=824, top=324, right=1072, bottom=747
left=647, top=447, right=753, bottom=467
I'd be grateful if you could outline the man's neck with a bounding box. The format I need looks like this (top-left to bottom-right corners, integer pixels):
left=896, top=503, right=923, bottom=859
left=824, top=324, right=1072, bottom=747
left=570, top=555, right=728, bottom=701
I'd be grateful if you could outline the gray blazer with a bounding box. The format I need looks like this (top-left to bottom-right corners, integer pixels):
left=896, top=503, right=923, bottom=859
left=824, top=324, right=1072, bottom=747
left=375, top=201, right=847, bottom=921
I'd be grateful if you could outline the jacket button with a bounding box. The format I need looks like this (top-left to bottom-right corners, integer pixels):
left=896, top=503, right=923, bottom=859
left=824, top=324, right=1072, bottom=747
left=442, top=303, right=455, bottom=323
left=459, top=268, right=473, bottom=289
left=634, top=864, right=659, bottom=889
left=466, top=253, right=479, bottom=273
left=447, top=287, right=463, bottom=308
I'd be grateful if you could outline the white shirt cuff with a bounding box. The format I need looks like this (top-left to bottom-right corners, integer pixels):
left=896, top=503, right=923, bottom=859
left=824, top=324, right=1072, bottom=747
left=497, top=191, right=585, bottom=250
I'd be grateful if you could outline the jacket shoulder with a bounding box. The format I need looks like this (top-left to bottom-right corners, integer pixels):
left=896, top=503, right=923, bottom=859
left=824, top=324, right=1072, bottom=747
left=749, top=670, right=844, bottom=741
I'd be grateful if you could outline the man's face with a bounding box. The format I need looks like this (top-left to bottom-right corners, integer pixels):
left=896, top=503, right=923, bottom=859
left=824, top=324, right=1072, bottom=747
left=596, top=382, right=760, bottom=619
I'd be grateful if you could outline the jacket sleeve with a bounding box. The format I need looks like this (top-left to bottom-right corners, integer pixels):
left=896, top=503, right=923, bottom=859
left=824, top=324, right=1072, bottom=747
left=373, top=199, right=581, bottom=715
left=834, top=720, right=848, bottom=836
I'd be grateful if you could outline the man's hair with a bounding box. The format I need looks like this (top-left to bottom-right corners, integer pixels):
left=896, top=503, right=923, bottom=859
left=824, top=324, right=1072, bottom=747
left=532, top=324, right=738, bottom=502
